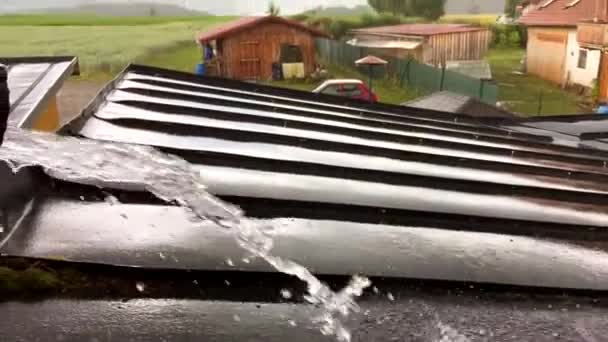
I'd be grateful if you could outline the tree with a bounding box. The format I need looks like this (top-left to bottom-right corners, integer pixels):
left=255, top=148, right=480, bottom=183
left=367, top=0, right=446, bottom=20
left=267, top=1, right=280, bottom=16
left=367, top=0, right=409, bottom=16
left=149, top=6, right=157, bottom=17
left=407, top=0, right=446, bottom=20
left=505, top=0, right=523, bottom=18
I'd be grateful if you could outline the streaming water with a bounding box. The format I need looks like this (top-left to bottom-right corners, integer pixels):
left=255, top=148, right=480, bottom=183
left=0, top=127, right=371, bottom=342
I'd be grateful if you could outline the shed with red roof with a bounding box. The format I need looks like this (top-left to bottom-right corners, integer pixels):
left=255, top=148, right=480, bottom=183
left=518, top=0, right=608, bottom=88
left=197, top=16, right=329, bottom=81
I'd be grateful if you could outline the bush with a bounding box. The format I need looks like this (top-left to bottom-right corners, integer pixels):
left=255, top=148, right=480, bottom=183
left=290, top=14, right=309, bottom=22
left=491, top=24, right=526, bottom=48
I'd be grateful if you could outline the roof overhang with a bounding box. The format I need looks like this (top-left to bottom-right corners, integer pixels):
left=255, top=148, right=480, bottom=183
left=347, top=38, right=422, bottom=50
left=0, top=56, right=78, bottom=129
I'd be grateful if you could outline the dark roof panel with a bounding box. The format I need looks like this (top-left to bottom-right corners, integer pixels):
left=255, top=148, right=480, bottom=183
left=2, top=64, right=608, bottom=290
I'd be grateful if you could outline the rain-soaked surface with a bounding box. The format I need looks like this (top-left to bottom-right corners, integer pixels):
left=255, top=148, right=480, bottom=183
left=1, top=294, right=607, bottom=341
left=0, top=127, right=370, bottom=341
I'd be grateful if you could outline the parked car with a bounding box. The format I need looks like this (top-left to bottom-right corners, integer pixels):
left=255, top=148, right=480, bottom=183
left=312, top=79, right=378, bottom=103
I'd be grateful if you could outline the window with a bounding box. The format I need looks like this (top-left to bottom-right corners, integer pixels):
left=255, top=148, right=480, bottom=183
left=339, top=84, right=362, bottom=97
left=320, top=85, right=340, bottom=96
left=578, top=49, right=588, bottom=69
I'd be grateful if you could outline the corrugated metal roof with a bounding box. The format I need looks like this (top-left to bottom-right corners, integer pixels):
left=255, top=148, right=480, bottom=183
left=403, top=91, right=515, bottom=119
left=197, top=16, right=330, bottom=43
left=518, top=0, right=606, bottom=27
left=510, top=114, right=608, bottom=150
left=350, top=24, right=486, bottom=37
left=3, top=64, right=608, bottom=289
left=445, top=60, right=493, bottom=80
left=58, top=65, right=608, bottom=226
left=0, top=56, right=78, bottom=128
left=347, top=38, right=423, bottom=50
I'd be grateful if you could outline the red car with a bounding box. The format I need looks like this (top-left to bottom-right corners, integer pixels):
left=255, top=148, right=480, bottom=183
left=312, top=79, right=379, bottom=103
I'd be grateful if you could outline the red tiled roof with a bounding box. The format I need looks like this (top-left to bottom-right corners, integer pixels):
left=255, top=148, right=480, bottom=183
left=351, top=24, right=486, bottom=36
left=519, top=0, right=608, bottom=27
left=197, top=16, right=330, bottom=43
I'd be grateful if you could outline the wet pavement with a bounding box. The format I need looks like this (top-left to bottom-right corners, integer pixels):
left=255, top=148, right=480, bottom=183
left=1, top=294, right=607, bottom=342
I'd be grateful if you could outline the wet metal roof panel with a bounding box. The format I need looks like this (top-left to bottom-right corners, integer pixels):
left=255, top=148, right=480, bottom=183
left=0, top=56, right=78, bottom=128
left=3, top=64, right=608, bottom=290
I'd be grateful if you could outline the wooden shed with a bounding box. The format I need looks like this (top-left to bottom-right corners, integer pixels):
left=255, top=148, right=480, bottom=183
left=197, top=16, right=330, bottom=81
left=348, top=24, right=492, bottom=66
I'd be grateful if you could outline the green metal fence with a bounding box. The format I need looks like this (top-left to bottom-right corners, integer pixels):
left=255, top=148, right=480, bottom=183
left=315, top=38, right=498, bottom=105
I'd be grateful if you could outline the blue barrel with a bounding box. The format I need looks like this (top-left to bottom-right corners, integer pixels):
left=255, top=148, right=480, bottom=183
left=598, top=104, right=608, bottom=114
left=195, top=63, right=206, bottom=76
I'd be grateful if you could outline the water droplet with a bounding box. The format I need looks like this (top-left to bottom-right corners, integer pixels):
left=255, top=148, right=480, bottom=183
left=242, top=257, right=251, bottom=264
left=280, top=289, right=292, bottom=299
left=387, top=292, right=395, bottom=301
left=193, top=280, right=198, bottom=285
left=372, top=286, right=379, bottom=294
left=135, top=282, right=145, bottom=293
left=79, top=196, right=85, bottom=201
left=233, top=314, right=241, bottom=322
left=576, top=304, right=581, bottom=308
left=479, top=329, right=486, bottom=336
left=120, top=213, right=128, bottom=219
left=288, top=320, right=297, bottom=327
left=548, top=304, right=553, bottom=309
left=171, top=256, right=179, bottom=263
left=552, top=332, right=559, bottom=338
left=159, top=252, right=166, bottom=260
left=225, top=258, right=234, bottom=266
left=224, top=280, right=231, bottom=286
left=104, top=194, right=120, bottom=205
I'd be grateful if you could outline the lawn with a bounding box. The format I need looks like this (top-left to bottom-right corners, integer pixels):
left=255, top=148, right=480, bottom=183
left=0, top=15, right=234, bottom=78
left=266, top=64, right=424, bottom=105
left=488, top=48, right=583, bottom=116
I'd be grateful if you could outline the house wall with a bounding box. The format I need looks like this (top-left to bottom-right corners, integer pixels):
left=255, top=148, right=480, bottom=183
left=220, top=22, right=317, bottom=80
left=565, top=30, right=601, bottom=87
left=526, top=27, right=569, bottom=84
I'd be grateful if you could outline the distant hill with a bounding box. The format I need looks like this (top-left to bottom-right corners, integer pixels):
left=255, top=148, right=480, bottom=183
left=446, top=0, right=505, bottom=14
left=5, top=1, right=209, bottom=16
left=303, top=5, right=375, bottom=17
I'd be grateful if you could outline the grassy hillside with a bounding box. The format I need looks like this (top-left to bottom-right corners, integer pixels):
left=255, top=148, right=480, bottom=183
left=0, top=14, right=225, bottom=26
left=0, top=15, right=235, bottom=77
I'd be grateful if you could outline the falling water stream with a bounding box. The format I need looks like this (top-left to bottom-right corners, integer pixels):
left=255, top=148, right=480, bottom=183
left=0, top=127, right=371, bottom=342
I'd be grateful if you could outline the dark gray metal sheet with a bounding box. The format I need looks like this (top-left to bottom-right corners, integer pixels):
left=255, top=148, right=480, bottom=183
left=3, top=199, right=608, bottom=290
left=1, top=56, right=77, bottom=129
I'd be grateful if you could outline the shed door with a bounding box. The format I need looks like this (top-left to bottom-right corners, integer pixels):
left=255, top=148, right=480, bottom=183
left=527, top=31, right=567, bottom=85
left=239, top=41, right=261, bottom=81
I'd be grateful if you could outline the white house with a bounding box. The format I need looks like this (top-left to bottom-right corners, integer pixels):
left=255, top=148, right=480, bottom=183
left=519, top=0, right=605, bottom=88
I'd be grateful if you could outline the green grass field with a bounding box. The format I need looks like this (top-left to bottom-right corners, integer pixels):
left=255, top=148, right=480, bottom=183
left=439, top=14, right=500, bottom=25
left=0, top=14, right=234, bottom=78
left=0, top=14, right=234, bottom=26
left=487, top=48, right=583, bottom=116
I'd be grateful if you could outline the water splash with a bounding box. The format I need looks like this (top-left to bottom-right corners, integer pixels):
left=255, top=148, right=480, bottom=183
left=0, top=127, right=371, bottom=341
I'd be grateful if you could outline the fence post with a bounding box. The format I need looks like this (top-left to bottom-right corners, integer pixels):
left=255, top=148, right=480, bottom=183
left=439, top=66, right=446, bottom=91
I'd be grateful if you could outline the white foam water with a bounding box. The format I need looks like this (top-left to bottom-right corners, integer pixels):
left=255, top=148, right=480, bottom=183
left=0, top=127, right=371, bottom=342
